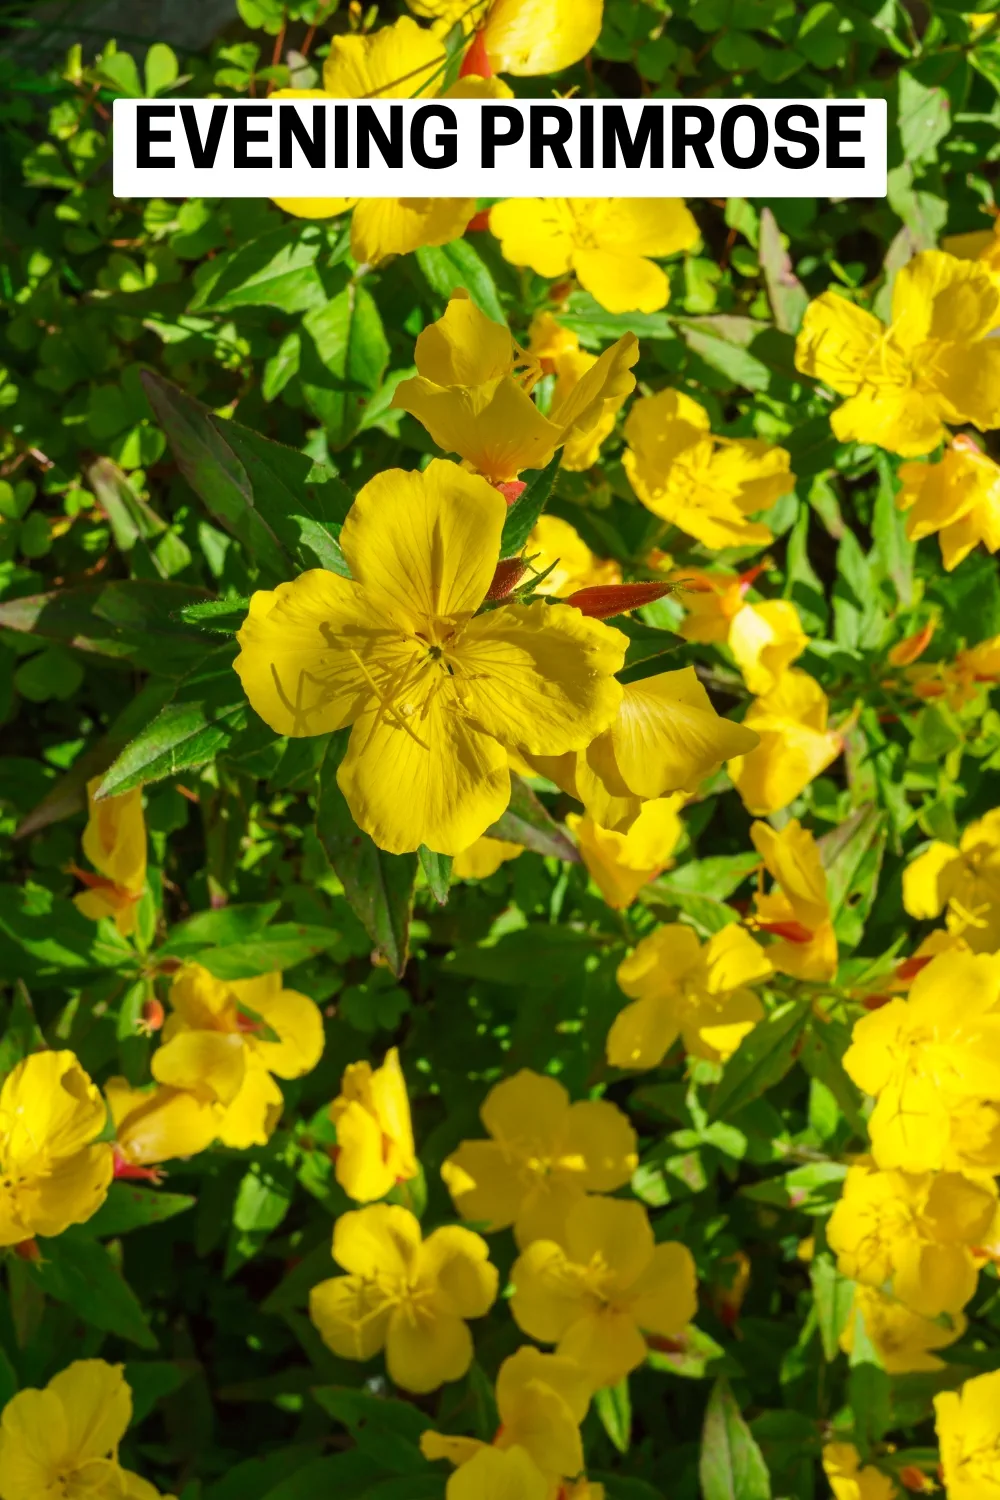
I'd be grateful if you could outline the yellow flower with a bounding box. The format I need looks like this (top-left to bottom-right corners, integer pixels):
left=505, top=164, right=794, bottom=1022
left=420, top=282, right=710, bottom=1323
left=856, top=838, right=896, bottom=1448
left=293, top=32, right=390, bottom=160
left=750, top=819, right=838, bottom=981
left=897, top=436, right=1000, bottom=572
left=794, top=250, right=1000, bottom=457
left=728, top=670, right=842, bottom=817
left=827, top=1160, right=996, bottom=1317
left=903, top=808, right=1000, bottom=954
left=392, top=293, right=638, bottom=484
left=944, top=215, right=1000, bottom=272
left=840, top=1286, right=965, bottom=1373
left=490, top=199, right=700, bottom=315
left=526, top=516, right=621, bottom=598
left=568, top=795, right=684, bottom=910
left=308, top=1203, right=498, bottom=1393
left=528, top=312, right=581, bottom=365
left=151, top=965, right=324, bottom=1150
left=0, top=1051, right=113, bottom=1246
left=443, top=1447, right=549, bottom=1500
left=623, top=390, right=794, bottom=549
left=509, top=1195, right=698, bottom=1388
left=0, top=1361, right=164, bottom=1500
left=408, top=0, right=604, bottom=76
left=330, top=1047, right=418, bottom=1203
left=675, top=569, right=807, bottom=696
left=843, top=949, right=1000, bottom=1173
left=608, top=922, right=773, bottom=1069
left=234, top=461, right=627, bottom=856
left=106, top=1077, right=221, bottom=1179
left=272, top=19, right=511, bottom=263
left=526, top=667, right=759, bottom=833
left=422, top=1345, right=591, bottom=1485
left=935, top=1370, right=1000, bottom=1500
left=72, top=779, right=146, bottom=937
left=442, top=1068, right=637, bottom=1247
left=822, top=1443, right=898, bottom=1500
left=452, top=836, right=524, bottom=879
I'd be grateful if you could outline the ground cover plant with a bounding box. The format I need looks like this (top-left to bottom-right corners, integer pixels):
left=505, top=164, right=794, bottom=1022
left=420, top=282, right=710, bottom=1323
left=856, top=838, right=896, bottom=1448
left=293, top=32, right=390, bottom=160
left=5, top=1, right=1000, bottom=1497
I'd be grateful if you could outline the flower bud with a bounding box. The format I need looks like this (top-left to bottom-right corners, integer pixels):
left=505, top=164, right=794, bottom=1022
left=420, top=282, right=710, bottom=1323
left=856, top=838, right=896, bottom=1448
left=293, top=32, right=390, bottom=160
left=487, top=558, right=529, bottom=601
left=565, top=581, right=672, bottom=619
left=459, top=29, right=493, bottom=78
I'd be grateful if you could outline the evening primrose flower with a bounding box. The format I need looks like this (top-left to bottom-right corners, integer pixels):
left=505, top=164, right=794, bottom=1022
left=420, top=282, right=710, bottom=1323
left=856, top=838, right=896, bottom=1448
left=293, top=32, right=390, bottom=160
left=526, top=667, right=759, bottom=833
left=728, top=670, right=843, bottom=817
left=330, top=1047, right=418, bottom=1203
left=452, top=835, right=524, bottom=879
left=444, top=1447, right=549, bottom=1500
left=422, top=1346, right=591, bottom=1486
left=568, top=795, right=684, bottom=910
left=840, top=1286, right=965, bottom=1373
left=897, top=435, right=1000, bottom=571
left=234, top=461, right=626, bottom=856
left=944, top=215, right=1000, bottom=273
left=608, top=922, right=773, bottom=1069
left=407, top=0, right=603, bottom=76
left=526, top=516, right=621, bottom=598
left=822, top=1444, right=897, bottom=1500
left=490, top=199, right=700, bottom=314
left=392, top=293, right=638, bottom=485
left=750, top=819, right=838, bottom=981
left=309, top=1203, right=498, bottom=1393
left=842, top=950, right=1000, bottom=1173
left=273, top=18, right=509, bottom=263
left=106, top=1077, right=221, bottom=1179
left=0, top=1361, right=164, bottom=1500
left=442, top=1068, right=637, bottom=1247
left=623, top=390, right=794, bottom=549
left=0, top=1051, right=113, bottom=1246
left=675, top=570, right=808, bottom=694
left=903, top=808, right=1000, bottom=954
left=935, top=1370, right=1000, bottom=1500
left=794, top=250, right=1000, bottom=456
left=827, top=1161, right=996, bottom=1317
left=72, top=778, right=146, bottom=937
left=151, top=965, right=324, bottom=1150
left=509, top=1195, right=698, bottom=1388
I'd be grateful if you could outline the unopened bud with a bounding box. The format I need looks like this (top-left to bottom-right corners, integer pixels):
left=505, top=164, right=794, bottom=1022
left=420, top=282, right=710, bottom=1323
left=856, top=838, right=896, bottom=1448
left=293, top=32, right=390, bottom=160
left=466, top=208, right=491, bottom=232
left=138, top=997, right=164, bottom=1034
left=888, top=620, right=936, bottom=666
left=493, top=479, right=526, bottom=506
left=896, top=954, right=933, bottom=982
left=900, top=1467, right=937, bottom=1493
left=565, top=581, right=673, bottom=619
left=459, top=30, right=493, bottom=78
left=487, top=558, right=529, bottom=601
left=13, top=1238, right=40, bottom=1263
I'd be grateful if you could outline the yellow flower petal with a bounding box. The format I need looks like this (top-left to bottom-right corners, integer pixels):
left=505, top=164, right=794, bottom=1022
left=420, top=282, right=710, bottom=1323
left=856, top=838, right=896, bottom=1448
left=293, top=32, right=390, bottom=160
left=309, top=1275, right=395, bottom=1362
left=414, top=291, right=516, bottom=386
left=392, top=374, right=563, bottom=482
left=452, top=835, right=524, bottom=879
left=385, top=1308, right=473, bottom=1392
left=334, top=1202, right=423, bottom=1279
left=350, top=198, right=477, bottom=265
left=447, top=1445, right=549, bottom=1500
left=216, top=1057, right=284, bottom=1149
left=483, top=0, right=603, bottom=74
left=151, top=1031, right=246, bottom=1106
left=610, top=667, right=760, bottom=798
left=323, top=17, right=447, bottom=97
left=573, top=248, right=669, bottom=314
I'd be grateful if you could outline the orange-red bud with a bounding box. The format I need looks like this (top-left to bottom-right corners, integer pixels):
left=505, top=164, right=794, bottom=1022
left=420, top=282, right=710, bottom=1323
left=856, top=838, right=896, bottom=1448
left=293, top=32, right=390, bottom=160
left=139, top=997, right=165, bottom=1033
left=758, top=918, right=814, bottom=944
left=565, top=581, right=672, bottom=618
left=493, top=479, right=526, bottom=506
left=900, top=1467, right=937, bottom=1493
left=888, top=620, right=937, bottom=667
left=13, top=1238, right=41, bottom=1262
left=459, top=30, right=493, bottom=78
left=896, top=954, right=933, bottom=982
left=466, top=208, right=492, bottom=233
left=487, top=558, right=529, bottom=600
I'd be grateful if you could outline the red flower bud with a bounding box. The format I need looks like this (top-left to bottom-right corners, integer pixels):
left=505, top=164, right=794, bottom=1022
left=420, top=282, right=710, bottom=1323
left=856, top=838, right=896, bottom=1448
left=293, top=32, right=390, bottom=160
left=487, top=558, right=529, bottom=600
left=758, top=919, right=814, bottom=945
left=895, top=953, right=933, bottom=981
left=140, top=997, right=164, bottom=1033
left=459, top=29, right=493, bottom=78
left=565, top=581, right=673, bottom=619
left=493, top=479, right=526, bottom=506
left=13, top=1238, right=41, bottom=1263
left=466, top=208, right=492, bottom=232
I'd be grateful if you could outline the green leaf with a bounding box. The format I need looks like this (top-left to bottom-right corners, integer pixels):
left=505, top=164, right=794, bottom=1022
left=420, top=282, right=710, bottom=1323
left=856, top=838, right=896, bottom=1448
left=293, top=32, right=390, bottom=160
left=707, top=1002, right=808, bottom=1122
left=810, top=1251, right=855, bottom=1362
left=0, top=981, right=46, bottom=1077
left=97, top=648, right=249, bottom=797
left=485, top=773, right=579, bottom=862
left=80, top=1184, right=196, bottom=1236
left=257, top=1454, right=386, bottom=1500
left=414, top=239, right=505, bottom=323
left=144, top=41, right=179, bottom=95
left=700, top=1378, right=772, bottom=1500
left=799, top=1016, right=868, bottom=1138
left=677, top=322, right=772, bottom=391
left=0, top=581, right=212, bottom=674
left=595, top=1378, right=631, bottom=1453
left=225, top=1163, right=294, bottom=1275
left=159, top=902, right=283, bottom=958
left=646, top=1322, right=728, bottom=1380
left=189, top=224, right=328, bottom=314
left=818, top=804, right=886, bottom=929
left=262, top=330, right=302, bottom=402
left=848, top=1306, right=893, bottom=1456
left=315, top=737, right=417, bottom=977
left=176, top=597, right=252, bottom=632
left=0, top=884, right=133, bottom=982
left=757, top=207, right=808, bottom=334
left=300, top=284, right=390, bottom=449
left=897, top=67, right=952, bottom=166
left=311, top=1387, right=431, bottom=1474
left=194, top=924, right=346, bottom=980
left=31, top=1233, right=157, bottom=1348
left=501, top=452, right=562, bottom=559
left=419, top=846, right=452, bottom=905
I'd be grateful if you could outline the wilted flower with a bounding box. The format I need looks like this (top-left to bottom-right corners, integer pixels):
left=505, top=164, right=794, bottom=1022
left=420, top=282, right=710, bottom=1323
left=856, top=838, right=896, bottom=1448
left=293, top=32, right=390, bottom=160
left=568, top=794, right=684, bottom=910
left=750, top=818, right=838, bottom=981
left=442, top=1068, right=637, bottom=1246
left=903, top=808, right=1000, bottom=953
left=0, top=1051, right=113, bottom=1245
left=795, top=250, right=1000, bottom=456
left=309, top=1203, right=498, bottom=1392
left=330, top=1047, right=419, bottom=1203
left=151, top=966, right=324, bottom=1150
left=623, top=390, right=794, bottom=549
left=510, top=1195, right=698, bottom=1387
left=234, top=461, right=626, bottom=855
left=728, top=670, right=842, bottom=816
left=0, top=1361, right=165, bottom=1500
left=72, top=778, right=146, bottom=937
left=608, top=922, right=772, bottom=1068
left=490, top=199, right=700, bottom=314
